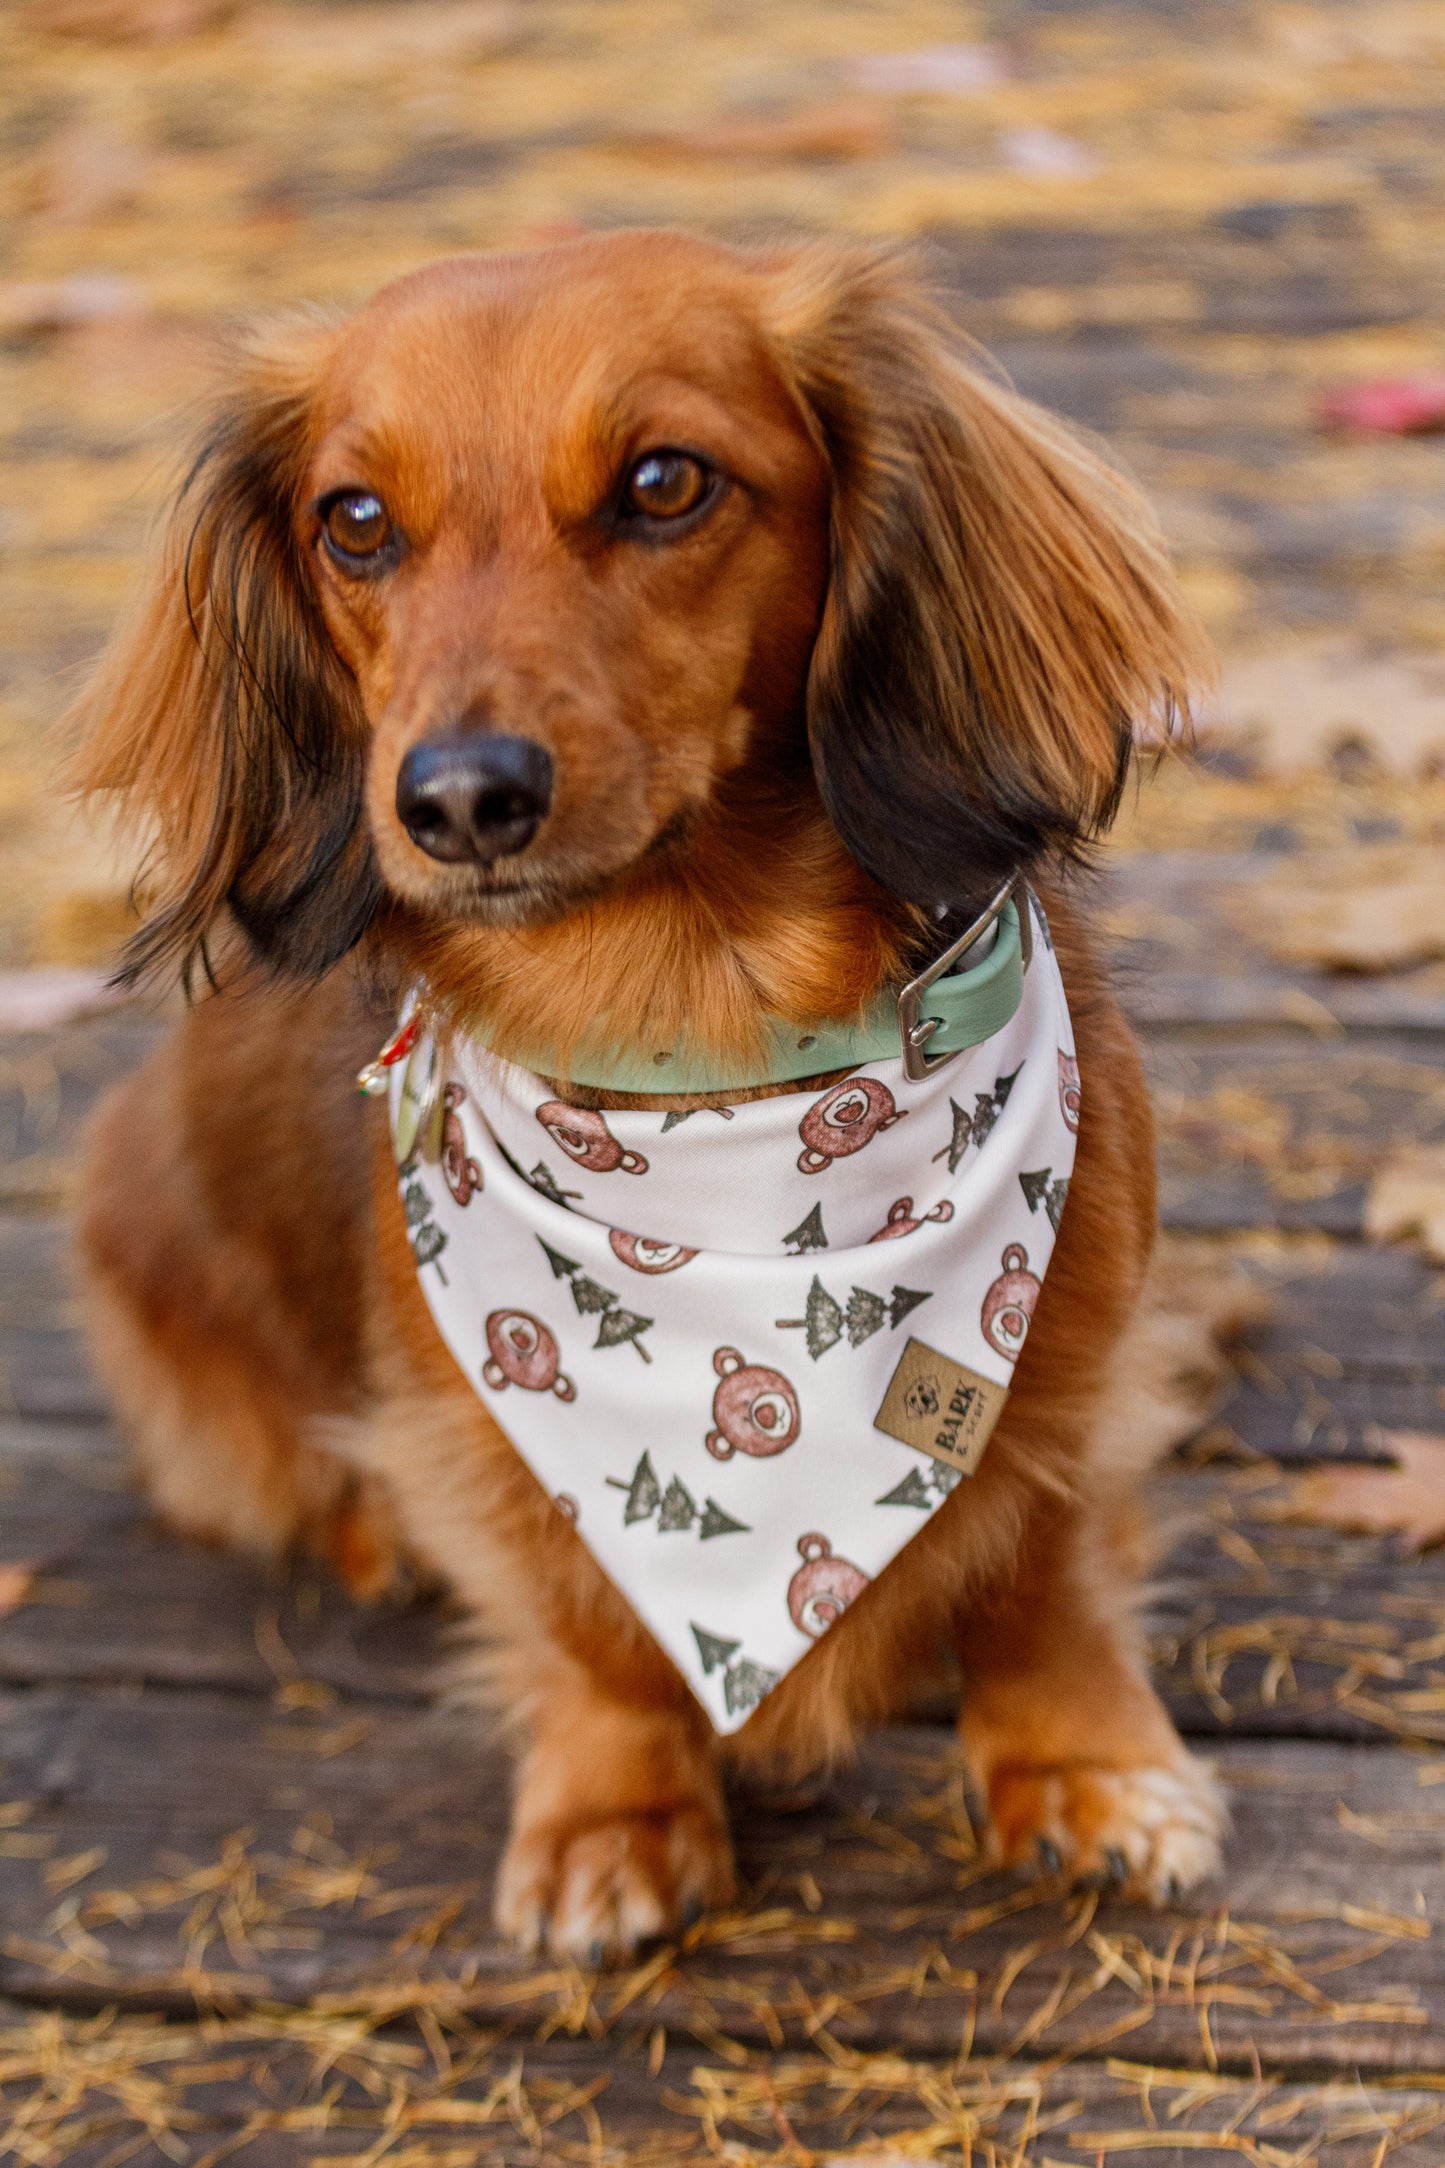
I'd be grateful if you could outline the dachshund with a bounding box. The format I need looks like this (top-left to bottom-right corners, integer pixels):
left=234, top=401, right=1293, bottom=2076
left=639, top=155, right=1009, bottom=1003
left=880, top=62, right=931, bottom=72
left=69, top=231, right=1224, bottom=1962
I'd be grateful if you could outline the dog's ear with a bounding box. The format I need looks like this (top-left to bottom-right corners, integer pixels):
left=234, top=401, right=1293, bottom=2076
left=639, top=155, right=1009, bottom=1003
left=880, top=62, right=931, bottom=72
left=764, top=247, right=1213, bottom=913
left=65, top=313, right=382, bottom=986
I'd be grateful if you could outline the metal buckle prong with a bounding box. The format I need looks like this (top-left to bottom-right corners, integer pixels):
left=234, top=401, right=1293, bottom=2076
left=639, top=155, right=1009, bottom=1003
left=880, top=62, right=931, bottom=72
left=896, top=874, right=1025, bottom=1082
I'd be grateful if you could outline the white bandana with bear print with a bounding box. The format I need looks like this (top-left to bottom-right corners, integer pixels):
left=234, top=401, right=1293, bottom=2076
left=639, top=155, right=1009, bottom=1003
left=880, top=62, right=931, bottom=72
left=389, top=908, right=1078, bottom=1734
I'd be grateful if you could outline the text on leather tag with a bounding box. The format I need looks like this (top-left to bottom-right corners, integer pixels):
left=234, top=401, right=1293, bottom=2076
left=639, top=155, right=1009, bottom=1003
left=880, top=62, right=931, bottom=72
left=874, top=1338, right=1008, bottom=1476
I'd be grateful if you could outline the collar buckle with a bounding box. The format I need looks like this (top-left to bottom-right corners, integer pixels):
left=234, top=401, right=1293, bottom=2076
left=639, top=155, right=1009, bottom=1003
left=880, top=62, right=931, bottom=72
left=897, top=875, right=1031, bottom=1082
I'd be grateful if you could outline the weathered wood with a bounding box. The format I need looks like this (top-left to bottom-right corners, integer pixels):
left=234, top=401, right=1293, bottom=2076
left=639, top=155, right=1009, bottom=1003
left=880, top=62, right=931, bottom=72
left=1146, top=1029, right=1445, bottom=1234
left=1231, top=1245, right=1445, bottom=1370
left=0, top=1019, right=166, bottom=1212
left=6, top=2004, right=1444, bottom=2168
left=1161, top=1172, right=1369, bottom=1234
left=0, top=1214, right=103, bottom=1417
left=1198, top=1244, right=1445, bottom=1463
left=0, top=1696, right=1441, bottom=2076
left=1214, top=1370, right=1445, bottom=1464
left=0, top=1430, right=445, bottom=1700
left=0, top=1335, right=104, bottom=1423
left=1106, top=852, right=1445, bottom=1037
left=3, top=1241, right=1442, bottom=1731
left=7, top=1233, right=1440, bottom=1474
left=5, top=2008, right=1445, bottom=2168
left=6, top=1249, right=1442, bottom=1449
left=10, top=1434, right=1445, bottom=1751
left=1129, top=971, right=1445, bottom=1036
left=1151, top=1466, right=1445, bottom=1743
left=0, top=868, right=1439, bottom=2126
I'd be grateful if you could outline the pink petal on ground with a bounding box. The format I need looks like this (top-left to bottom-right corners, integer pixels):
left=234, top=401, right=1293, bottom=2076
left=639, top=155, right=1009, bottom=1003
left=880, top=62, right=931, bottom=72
left=0, top=968, right=126, bottom=1031
left=1316, top=374, right=1445, bottom=435
left=852, top=45, right=1007, bottom=94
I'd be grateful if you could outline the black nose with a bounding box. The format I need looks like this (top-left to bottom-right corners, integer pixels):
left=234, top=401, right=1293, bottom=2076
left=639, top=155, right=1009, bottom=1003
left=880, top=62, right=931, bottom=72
left=395, top=733, right=552, bottom=865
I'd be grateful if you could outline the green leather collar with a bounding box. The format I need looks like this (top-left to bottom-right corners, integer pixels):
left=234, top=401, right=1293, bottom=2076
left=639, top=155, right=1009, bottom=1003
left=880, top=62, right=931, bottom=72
left=475, top=895, right=1028, bottom=1097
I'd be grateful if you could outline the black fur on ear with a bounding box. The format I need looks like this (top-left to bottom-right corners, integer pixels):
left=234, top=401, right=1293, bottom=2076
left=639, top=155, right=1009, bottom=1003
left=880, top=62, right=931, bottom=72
left=66, top=314, right=381, bottom=987
left=763, top=245, right=1213, bottom=914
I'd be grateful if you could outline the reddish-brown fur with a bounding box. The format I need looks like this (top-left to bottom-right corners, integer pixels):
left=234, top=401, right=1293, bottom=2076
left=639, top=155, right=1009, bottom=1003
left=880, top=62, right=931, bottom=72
left=70, top=232, right=1224, bottom=1961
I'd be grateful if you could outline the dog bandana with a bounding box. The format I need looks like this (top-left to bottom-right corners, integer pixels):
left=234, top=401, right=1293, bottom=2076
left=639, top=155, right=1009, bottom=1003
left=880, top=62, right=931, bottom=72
left=386, top=901, right=1078, bottom=1733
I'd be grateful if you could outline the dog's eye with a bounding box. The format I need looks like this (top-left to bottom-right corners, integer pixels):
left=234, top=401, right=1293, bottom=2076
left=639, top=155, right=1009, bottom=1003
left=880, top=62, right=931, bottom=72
left=323, top=491, right=392, bottom=562
left=623, top=452, right=709, bottom=521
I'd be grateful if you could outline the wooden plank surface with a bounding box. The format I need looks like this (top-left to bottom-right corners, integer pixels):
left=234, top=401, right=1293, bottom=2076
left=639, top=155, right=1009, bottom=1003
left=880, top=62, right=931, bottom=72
left=1107, top=851, right=1445, bottom=1037
left=1, top=1693, right=1442, bottom=2078
left=9, top=1430, right=1445, bottom=1751
left=8, top=2006, right=1445, bottom=2168
left=5, top=1026, right=1436, bottom=2159
left=0, top=1429, right=444, bottom=1701
left=0, top=833, right=1440, bottom=2163
left=6, top=1231, right=1442, bottom=1470
left=4, top=1, right=1445, bottom=2154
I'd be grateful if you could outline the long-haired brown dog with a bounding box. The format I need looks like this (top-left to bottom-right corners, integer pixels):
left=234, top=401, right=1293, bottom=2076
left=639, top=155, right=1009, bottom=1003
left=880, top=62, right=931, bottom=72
left=70, top=231, right=1224, bottom=1962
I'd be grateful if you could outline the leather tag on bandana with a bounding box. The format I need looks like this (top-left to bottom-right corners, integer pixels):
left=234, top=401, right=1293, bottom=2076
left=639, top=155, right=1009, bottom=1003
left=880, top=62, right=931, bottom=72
left=874, top=1338, right=1008, bottom=1476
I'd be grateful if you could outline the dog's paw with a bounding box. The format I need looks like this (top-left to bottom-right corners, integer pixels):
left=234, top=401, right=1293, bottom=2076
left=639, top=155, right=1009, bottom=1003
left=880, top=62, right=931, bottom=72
left=987, top=1755, right=1225, bottom=1903
left=494, top=1804, right=735, bottom=1964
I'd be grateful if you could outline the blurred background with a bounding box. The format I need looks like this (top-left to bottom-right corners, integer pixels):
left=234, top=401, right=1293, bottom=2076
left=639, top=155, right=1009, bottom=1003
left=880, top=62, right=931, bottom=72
left=6, top=8, right=1445, bottom=2155
left=5, top=0, right=1445, bottom=1232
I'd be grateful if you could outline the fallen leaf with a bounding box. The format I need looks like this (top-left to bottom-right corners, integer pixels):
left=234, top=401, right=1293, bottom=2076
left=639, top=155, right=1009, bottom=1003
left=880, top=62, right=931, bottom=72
left=0, top=274, right=146, bottom=337
left=1272, top=880, right=1445, bottom=971
left=1283, top=1431, right=1445, bottom=1550
left=1254, top=847, right=1445, bottom=972
left=1278, top=989, right=1345, bottom=1034
left=1317, top=374, right=1445, bottom=435
left=245, top=1, right=518, bottom=66
left=33, top=121, right=155, bottom=223
left=22, top=0, right=235, bottom=39
left=0, top=1565, right=37, bottom=1617
left=850, top=44, right=1007, bottom=95
left=1205, top=642, right=1445, bottom=774
left=998, top=125, right=1102, bottom=180
left=623, top=100, right=892, bottom=164
left=1269, top=4, right=1445, bottom=66
left=0, top=967, right=127, bottom=1031
left=1365, top=1144, right=1445, bottom=1263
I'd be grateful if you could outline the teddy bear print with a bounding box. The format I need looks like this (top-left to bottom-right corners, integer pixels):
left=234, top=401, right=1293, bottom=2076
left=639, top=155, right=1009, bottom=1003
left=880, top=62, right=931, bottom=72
left=608, top=1229, right=697, bottom=1274
left=440, top=1083, right=483, bottom=1205
left=482, top=1309, right=576, bottom=1400
left=980, top=1243, right=1043, bottom=1363
left=706, top=1347, right=801, bottom=1460
left=535, top=1101, right=649, bottom=1176
left=867, top=1195, right=956, bottom=1242
left=1058, top=1051, right=1081, bottom=1134
left=797, top=1077, right=905, bottom=1175
left=787, top=1534, right=870, bottom=1637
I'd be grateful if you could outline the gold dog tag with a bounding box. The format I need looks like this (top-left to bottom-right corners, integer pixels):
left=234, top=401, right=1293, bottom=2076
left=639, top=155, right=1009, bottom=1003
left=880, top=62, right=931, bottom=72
left=874, top=1338, right=1007, bottom=1477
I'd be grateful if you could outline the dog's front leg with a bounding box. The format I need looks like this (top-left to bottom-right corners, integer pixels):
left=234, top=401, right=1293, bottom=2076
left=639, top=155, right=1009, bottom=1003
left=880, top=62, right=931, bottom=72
left=494, top=1656, right=734, bottom=1962
left=364, top=1392, right=736, bottom=1962
left=954, top=1494, right=1224, bottom=1903
left=367, top=1156, right=735, bottom=1963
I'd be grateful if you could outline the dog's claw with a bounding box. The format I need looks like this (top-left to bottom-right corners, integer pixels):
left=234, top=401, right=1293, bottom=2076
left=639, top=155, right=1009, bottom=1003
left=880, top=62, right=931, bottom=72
left=984, top=1756, right=1226, bottom=1906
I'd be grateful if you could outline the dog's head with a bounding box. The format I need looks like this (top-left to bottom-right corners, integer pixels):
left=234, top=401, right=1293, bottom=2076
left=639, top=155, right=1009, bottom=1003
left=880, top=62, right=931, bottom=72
left=72, top=232, right=1209, bottom=990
